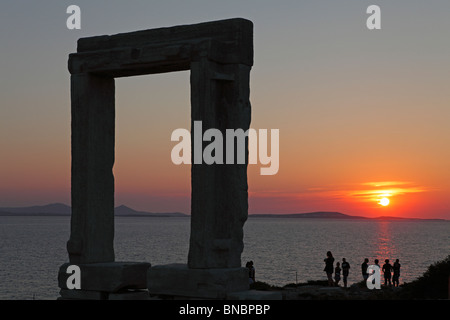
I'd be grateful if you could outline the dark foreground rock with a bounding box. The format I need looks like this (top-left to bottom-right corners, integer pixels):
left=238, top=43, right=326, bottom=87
left=250, top=281, right=404, bottom=300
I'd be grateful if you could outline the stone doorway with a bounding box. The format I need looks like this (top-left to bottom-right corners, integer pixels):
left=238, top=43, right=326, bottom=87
left=59, top=18, right=253, bottom=299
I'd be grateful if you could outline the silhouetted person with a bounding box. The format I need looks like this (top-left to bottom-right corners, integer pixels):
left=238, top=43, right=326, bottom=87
left=245, top=261, right=253, bottom=284
left=342, top=258, right=350, bottom=288
left=334, top=262, right=341, bottom=286
left=374, top=259, right=380, bottom=270
left=248, top=261, right=255, bottom=284
left=392, top=259, right=401, bottom=287
left=382, top=259, right=393, bottom=286
left=361, top=258, right=369, bottom=281
left=324, top=251, right=335, bottom=286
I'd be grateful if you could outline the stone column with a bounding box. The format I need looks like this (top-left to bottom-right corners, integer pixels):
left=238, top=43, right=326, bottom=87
left=67, top=73, right=115, bottom=264
left=189, top=59, right=251, bottom=269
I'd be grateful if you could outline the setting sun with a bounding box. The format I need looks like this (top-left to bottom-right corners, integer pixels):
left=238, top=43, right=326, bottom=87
left=379, top=197, right=390, bottom=206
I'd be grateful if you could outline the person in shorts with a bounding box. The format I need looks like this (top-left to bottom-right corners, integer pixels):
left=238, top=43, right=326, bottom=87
left=334, top=262, right=341, bottom=286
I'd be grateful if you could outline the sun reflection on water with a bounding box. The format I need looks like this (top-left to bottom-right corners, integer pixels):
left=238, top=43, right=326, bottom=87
left=374, top=221, right=402, bottom=262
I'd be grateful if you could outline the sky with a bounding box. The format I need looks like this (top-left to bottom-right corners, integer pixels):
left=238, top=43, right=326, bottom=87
left=1, top=1, right=450, bottom=219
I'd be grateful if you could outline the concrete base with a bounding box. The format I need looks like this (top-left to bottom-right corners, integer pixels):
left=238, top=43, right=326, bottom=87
left=226, top=290, right=283, bottom=300
left=59, top=289, right=108, bottom=300
left=58, top=261, right=151, bottom=293
left=147, top=263, right=249, bottom=299
left=59, top=288, right=150, bottom=300
left=108, top=290, right=150, bottom=300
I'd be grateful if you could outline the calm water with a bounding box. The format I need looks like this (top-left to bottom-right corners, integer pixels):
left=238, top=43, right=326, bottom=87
left=0, top=216, right=448, bottom=300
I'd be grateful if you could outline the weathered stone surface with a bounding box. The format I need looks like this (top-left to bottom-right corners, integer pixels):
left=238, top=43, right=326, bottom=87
left=147, top=264, right=249, bottom=299
left=58, top=262, right=151, bottom=292
left=68, top=73, right=115, bottom=264
left=226, top=290, right=283, bottom=300
left=59, top=289, right=108, bottom=300
left=189, top=60, right=251, bottom=269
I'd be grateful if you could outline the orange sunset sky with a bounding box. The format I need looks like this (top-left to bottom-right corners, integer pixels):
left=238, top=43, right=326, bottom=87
left=1, top=1, right=450, bottom=219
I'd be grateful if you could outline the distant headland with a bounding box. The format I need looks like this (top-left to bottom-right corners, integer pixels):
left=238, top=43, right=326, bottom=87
left=0, top=203, right=446, bottom=221
left=248, top=211, right=447, bottom=221
left=0, top=203, right=186, bottom=217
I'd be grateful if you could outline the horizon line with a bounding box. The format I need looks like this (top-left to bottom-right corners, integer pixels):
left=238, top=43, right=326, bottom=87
left=0, top=202, right=447, bottom=221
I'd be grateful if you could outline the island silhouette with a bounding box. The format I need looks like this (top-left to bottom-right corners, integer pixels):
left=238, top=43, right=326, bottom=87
left=0, top=203, right=446, bottom=221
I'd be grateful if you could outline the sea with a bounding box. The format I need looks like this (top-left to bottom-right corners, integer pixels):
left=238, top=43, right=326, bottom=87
left=0, top=216, right=449, bottom=300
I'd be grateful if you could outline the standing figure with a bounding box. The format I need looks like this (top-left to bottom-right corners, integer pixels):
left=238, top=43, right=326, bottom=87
left=361, top=258, right=369, bottom=281
left=249, top=260, right=255, bottom=284
left=246, top=261, right=255, bottom=285
left=334, top=262, right=341, bottom=286
left=392, top=259, right=401, bottom=287
left=382, top=259, right=393, bottom=286
left=342, top=258, right=351, bottom=288
left=324, top=251, right=335, bottom=286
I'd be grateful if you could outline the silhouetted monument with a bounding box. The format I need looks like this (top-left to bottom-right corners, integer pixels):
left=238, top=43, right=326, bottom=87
left=58, top=18, right=253, bottom=299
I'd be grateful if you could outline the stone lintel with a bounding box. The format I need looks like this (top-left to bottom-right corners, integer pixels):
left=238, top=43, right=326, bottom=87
left=77, top=18, right=252, bottom=57
left=68, top=18, right=253, bottom=76
left=58, top=262, right=151, bottom=293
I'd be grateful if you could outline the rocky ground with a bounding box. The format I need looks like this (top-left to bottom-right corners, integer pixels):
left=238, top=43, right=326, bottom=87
left=282, top=283, right=403, bottom=300
left=251, top=281, right=405, bottom=300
